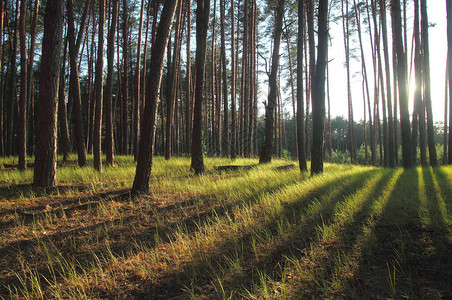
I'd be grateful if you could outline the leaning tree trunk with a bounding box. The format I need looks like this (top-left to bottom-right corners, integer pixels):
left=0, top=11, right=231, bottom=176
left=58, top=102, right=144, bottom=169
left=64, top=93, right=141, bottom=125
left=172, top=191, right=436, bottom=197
left=259, top=0, right=285, bottom=164
left=33, top=0, right=64, bottom=187
left=93, top=0, right=106, bottom=172
left=311, top=0, right=329, bottom=175
left=132, top=0, right=178, bottom=193
left=392, top=0, right=412, bottom=169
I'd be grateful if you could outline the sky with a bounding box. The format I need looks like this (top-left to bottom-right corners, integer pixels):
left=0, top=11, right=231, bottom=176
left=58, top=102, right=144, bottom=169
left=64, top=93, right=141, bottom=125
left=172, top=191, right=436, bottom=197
left=326, top=0, right=448, bottom=123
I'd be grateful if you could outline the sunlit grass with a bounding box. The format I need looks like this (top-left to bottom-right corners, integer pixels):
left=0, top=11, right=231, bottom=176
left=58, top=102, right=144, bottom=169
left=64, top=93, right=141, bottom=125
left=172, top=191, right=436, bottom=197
left=1, top=157, right=452, bottom=299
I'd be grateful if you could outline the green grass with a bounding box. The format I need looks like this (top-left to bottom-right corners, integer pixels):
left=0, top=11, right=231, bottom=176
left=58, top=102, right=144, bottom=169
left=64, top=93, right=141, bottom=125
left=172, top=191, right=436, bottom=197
left=1, top=156, right=452, bottom=299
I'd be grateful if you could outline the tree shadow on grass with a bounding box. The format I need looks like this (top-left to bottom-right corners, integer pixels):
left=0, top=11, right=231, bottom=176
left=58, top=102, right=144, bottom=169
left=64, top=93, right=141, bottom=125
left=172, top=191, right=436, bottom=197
left=0, top=168, right=312, bottom=298
left=354, top=167, right=452, bottom=299
left=125, top=168, right=381, bottom=299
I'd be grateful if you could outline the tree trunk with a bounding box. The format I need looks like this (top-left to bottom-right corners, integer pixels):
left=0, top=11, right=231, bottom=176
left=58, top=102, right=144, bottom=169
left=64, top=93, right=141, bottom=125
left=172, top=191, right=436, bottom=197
left=132, top=0, right=178, bottom=193
left=448, top=0, right=452, bottom=164
left=133, top=0, right=145, bottom=161
left=165, top=0, right=183, bottom=160
left=105, top=0, right=119, bottom=166
left=18, top=0, right=27, bottom=170
left=34, top=0, right=64, bottom=187
left=342, top=0, right=356, bottom=164
left=93, top=0, right=106, bottom=172
left=380, top=0, right=396, bottom=167
left=0, top=0, right=3, bottom=155
left=220, top=0, right=229, bottom=157
left=311, top=0, right=328, bottom=175
left=58, top=38, right=71, bottom=161
left=67, top=0, right=87, bottom=167
left=191, top=0, right=210, bottom=174
left=6, top=3, right=18, bottom=157
left=230, top=0, right=237, bottom=159
left=420, top=0, right=438, bottom=167
left=412, top=0, right=427, bottom=166
left=259, top=0, right=285, bottom=163
left=26, top=0, right=39, bottom=156
left=392, top=0, right=412, bottom=169
left=122, top=0, right=129, bottom=155
left=185, top=0, right=191, bottom=154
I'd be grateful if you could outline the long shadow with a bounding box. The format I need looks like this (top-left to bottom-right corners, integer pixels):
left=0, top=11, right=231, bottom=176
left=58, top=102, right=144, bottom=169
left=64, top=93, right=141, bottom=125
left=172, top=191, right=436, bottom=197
left=0, top=188, right=132, bottom=230
left=125, top=169, right=380, bottom=299
left=432, top=167, right=452, bottom=218
left=354, top=167, right=452, bottom=299
left=419, top=167, right=452, bottom=297
left=0, top=169, right=313, bottom=297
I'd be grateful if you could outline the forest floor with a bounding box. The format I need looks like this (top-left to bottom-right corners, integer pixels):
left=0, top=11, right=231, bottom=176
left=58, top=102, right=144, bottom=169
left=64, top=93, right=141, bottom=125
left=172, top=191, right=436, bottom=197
left=0, top=155, right=452, bottom=299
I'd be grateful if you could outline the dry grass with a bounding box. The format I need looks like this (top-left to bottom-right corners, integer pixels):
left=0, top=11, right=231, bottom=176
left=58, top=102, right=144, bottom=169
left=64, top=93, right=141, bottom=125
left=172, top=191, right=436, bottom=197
left=1, top=156, right=452, bottom=299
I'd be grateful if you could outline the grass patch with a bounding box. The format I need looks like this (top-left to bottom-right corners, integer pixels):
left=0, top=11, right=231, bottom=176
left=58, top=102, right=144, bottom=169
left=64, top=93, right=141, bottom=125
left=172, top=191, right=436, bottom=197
left=1, top=157, right=452, bottom=299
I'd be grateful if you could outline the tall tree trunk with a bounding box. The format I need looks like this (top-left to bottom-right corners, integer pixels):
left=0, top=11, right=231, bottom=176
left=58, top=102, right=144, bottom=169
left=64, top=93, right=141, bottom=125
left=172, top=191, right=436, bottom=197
left=380, top=0, right=395, bottom=167
left=122, top=0, right=129, bottom=155
left=448, top=0, right=452, bottom=164
left=18, top=0, right=27, bottom=170
left=259, top=0, right=285, bottom=164
left=165, top=0, right=182, bottom=160
left=230, top=0, right=237, bottom=159
left=94, top=0, right=105, bottom=172
left=311, top=0, right=328, bottom=174
left=34, top=0, right=64, bottom=187
left=306, top=0, right=315, bottom=159
left=191, top=0, right=210, bottom=174
left=412, top=0, right=427, bottom=166
left=342, top=0, right=356, bottom=164
left=285, top=19, right=298, bottom=159
left=133, top=0, right=145, bottom=161
left=132, top=0, right=178, bottom=193
left=420, top=0, right=438, bottom=167
left=392, top=0, right=412, bottom=169
left=0, top=0, right=3, bottom=155
left=220, top=0, right=229, bottom=157
left=67, top=0, right=87, bottom=167
left=105, top=0, right=119, bottom=166
left=6, top=3, right=18, bottom=156
left=185, top=0, right=191, bottom=154
left=354, top=0, right=373, bottom=166
left=26, top=0, right=39, bottom=156
left=444, top=60, right=448, bottom=165
left=58, top=38, right=71, bottom=161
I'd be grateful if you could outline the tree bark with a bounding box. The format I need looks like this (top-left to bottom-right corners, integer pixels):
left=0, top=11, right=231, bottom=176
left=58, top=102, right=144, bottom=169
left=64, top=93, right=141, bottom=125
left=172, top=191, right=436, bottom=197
left=259, top=0, right=285, bottom=164
left=93, top=0, right=106, bottom=172
left=58, top=38, right=71, bottom=161
left=34, top=0, right=64, bottom=187
left=132, top=0, right=178, bottom=193
left=122, top=0, right=129, bottom=155
left=380, top=0, right=396, bottom=167
left=230, top=0, right=237, bottom=159
left=133, top=0, right=145, bottom=161
left=392, top=0, right=412, bottom=169
left=420, top=0, right=438, bottom=167
left=67, top=0, right=87, bottom=167
left=0, top=0, right=3, bottom=155
left=105, top=0, right=119, bottom=166
left=18, top=0, right=27, bottom=170
left=220, top=0, right=229, bottom=157
left=191, top=0, right=210, bottom=174
left=311, top=0, right=328, bottom=175
left=448, top=0, right=452, bottom=164
left=26, top=0, right=39, bottom=156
